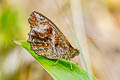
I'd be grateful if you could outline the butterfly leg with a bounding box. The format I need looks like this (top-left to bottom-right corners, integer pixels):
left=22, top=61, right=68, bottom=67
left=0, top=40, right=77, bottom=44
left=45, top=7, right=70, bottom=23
left=69, top=59, right=73, bottom=71
left=52, top=59, right=59, bottom=66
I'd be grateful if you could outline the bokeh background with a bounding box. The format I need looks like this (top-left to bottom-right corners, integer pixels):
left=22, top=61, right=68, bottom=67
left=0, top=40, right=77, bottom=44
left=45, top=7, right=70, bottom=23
left=0, top=0, right=120, bottom=80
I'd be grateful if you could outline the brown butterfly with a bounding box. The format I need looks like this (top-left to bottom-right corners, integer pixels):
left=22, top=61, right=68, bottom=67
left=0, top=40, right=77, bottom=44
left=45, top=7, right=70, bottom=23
left=27, top=11, right=79, bottom=69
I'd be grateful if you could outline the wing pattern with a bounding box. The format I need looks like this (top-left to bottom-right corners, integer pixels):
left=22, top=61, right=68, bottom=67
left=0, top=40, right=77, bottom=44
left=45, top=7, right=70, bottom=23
left=27, top=11, right=79, bottom=59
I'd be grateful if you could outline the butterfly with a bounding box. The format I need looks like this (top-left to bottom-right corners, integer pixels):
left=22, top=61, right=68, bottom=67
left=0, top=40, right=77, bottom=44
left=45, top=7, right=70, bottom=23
left=27, top=11, right=79, bottom=70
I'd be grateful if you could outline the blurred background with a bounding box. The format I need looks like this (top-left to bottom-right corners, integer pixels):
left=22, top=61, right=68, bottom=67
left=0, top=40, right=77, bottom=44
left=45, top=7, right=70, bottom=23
left=0, top=0, right=120, bottom=80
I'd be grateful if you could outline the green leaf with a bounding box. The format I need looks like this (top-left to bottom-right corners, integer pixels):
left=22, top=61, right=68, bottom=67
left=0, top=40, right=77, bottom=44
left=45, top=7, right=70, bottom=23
left=14, top=41, right=97, bottom=80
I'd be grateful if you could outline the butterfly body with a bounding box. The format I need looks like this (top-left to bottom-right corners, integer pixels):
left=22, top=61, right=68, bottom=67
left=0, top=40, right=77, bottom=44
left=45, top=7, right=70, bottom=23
left=27, top=11, right=79, bottom=60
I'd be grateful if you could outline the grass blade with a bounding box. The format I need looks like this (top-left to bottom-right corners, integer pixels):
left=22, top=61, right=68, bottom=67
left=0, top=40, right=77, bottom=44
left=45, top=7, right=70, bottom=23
left=15, top=41, right=97, bottom=80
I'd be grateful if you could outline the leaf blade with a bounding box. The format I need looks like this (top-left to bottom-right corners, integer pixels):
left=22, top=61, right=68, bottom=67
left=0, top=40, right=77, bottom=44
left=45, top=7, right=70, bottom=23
left=15, top=41, right=97, bottom=80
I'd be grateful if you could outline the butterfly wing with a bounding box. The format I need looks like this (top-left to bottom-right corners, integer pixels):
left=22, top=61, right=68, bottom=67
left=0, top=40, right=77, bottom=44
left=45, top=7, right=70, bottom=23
left=27, top=11, right=79, bottom=59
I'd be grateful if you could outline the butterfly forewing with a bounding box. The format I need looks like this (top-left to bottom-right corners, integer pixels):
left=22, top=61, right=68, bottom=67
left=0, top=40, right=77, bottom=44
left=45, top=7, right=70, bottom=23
left=28, top=11, right=79, bottom=59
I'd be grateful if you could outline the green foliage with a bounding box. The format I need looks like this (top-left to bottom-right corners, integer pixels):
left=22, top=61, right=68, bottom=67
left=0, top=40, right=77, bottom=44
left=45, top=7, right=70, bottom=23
left=0, top=5, right=22, bottom=54
left=15, top=41, right=97, bottom=80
